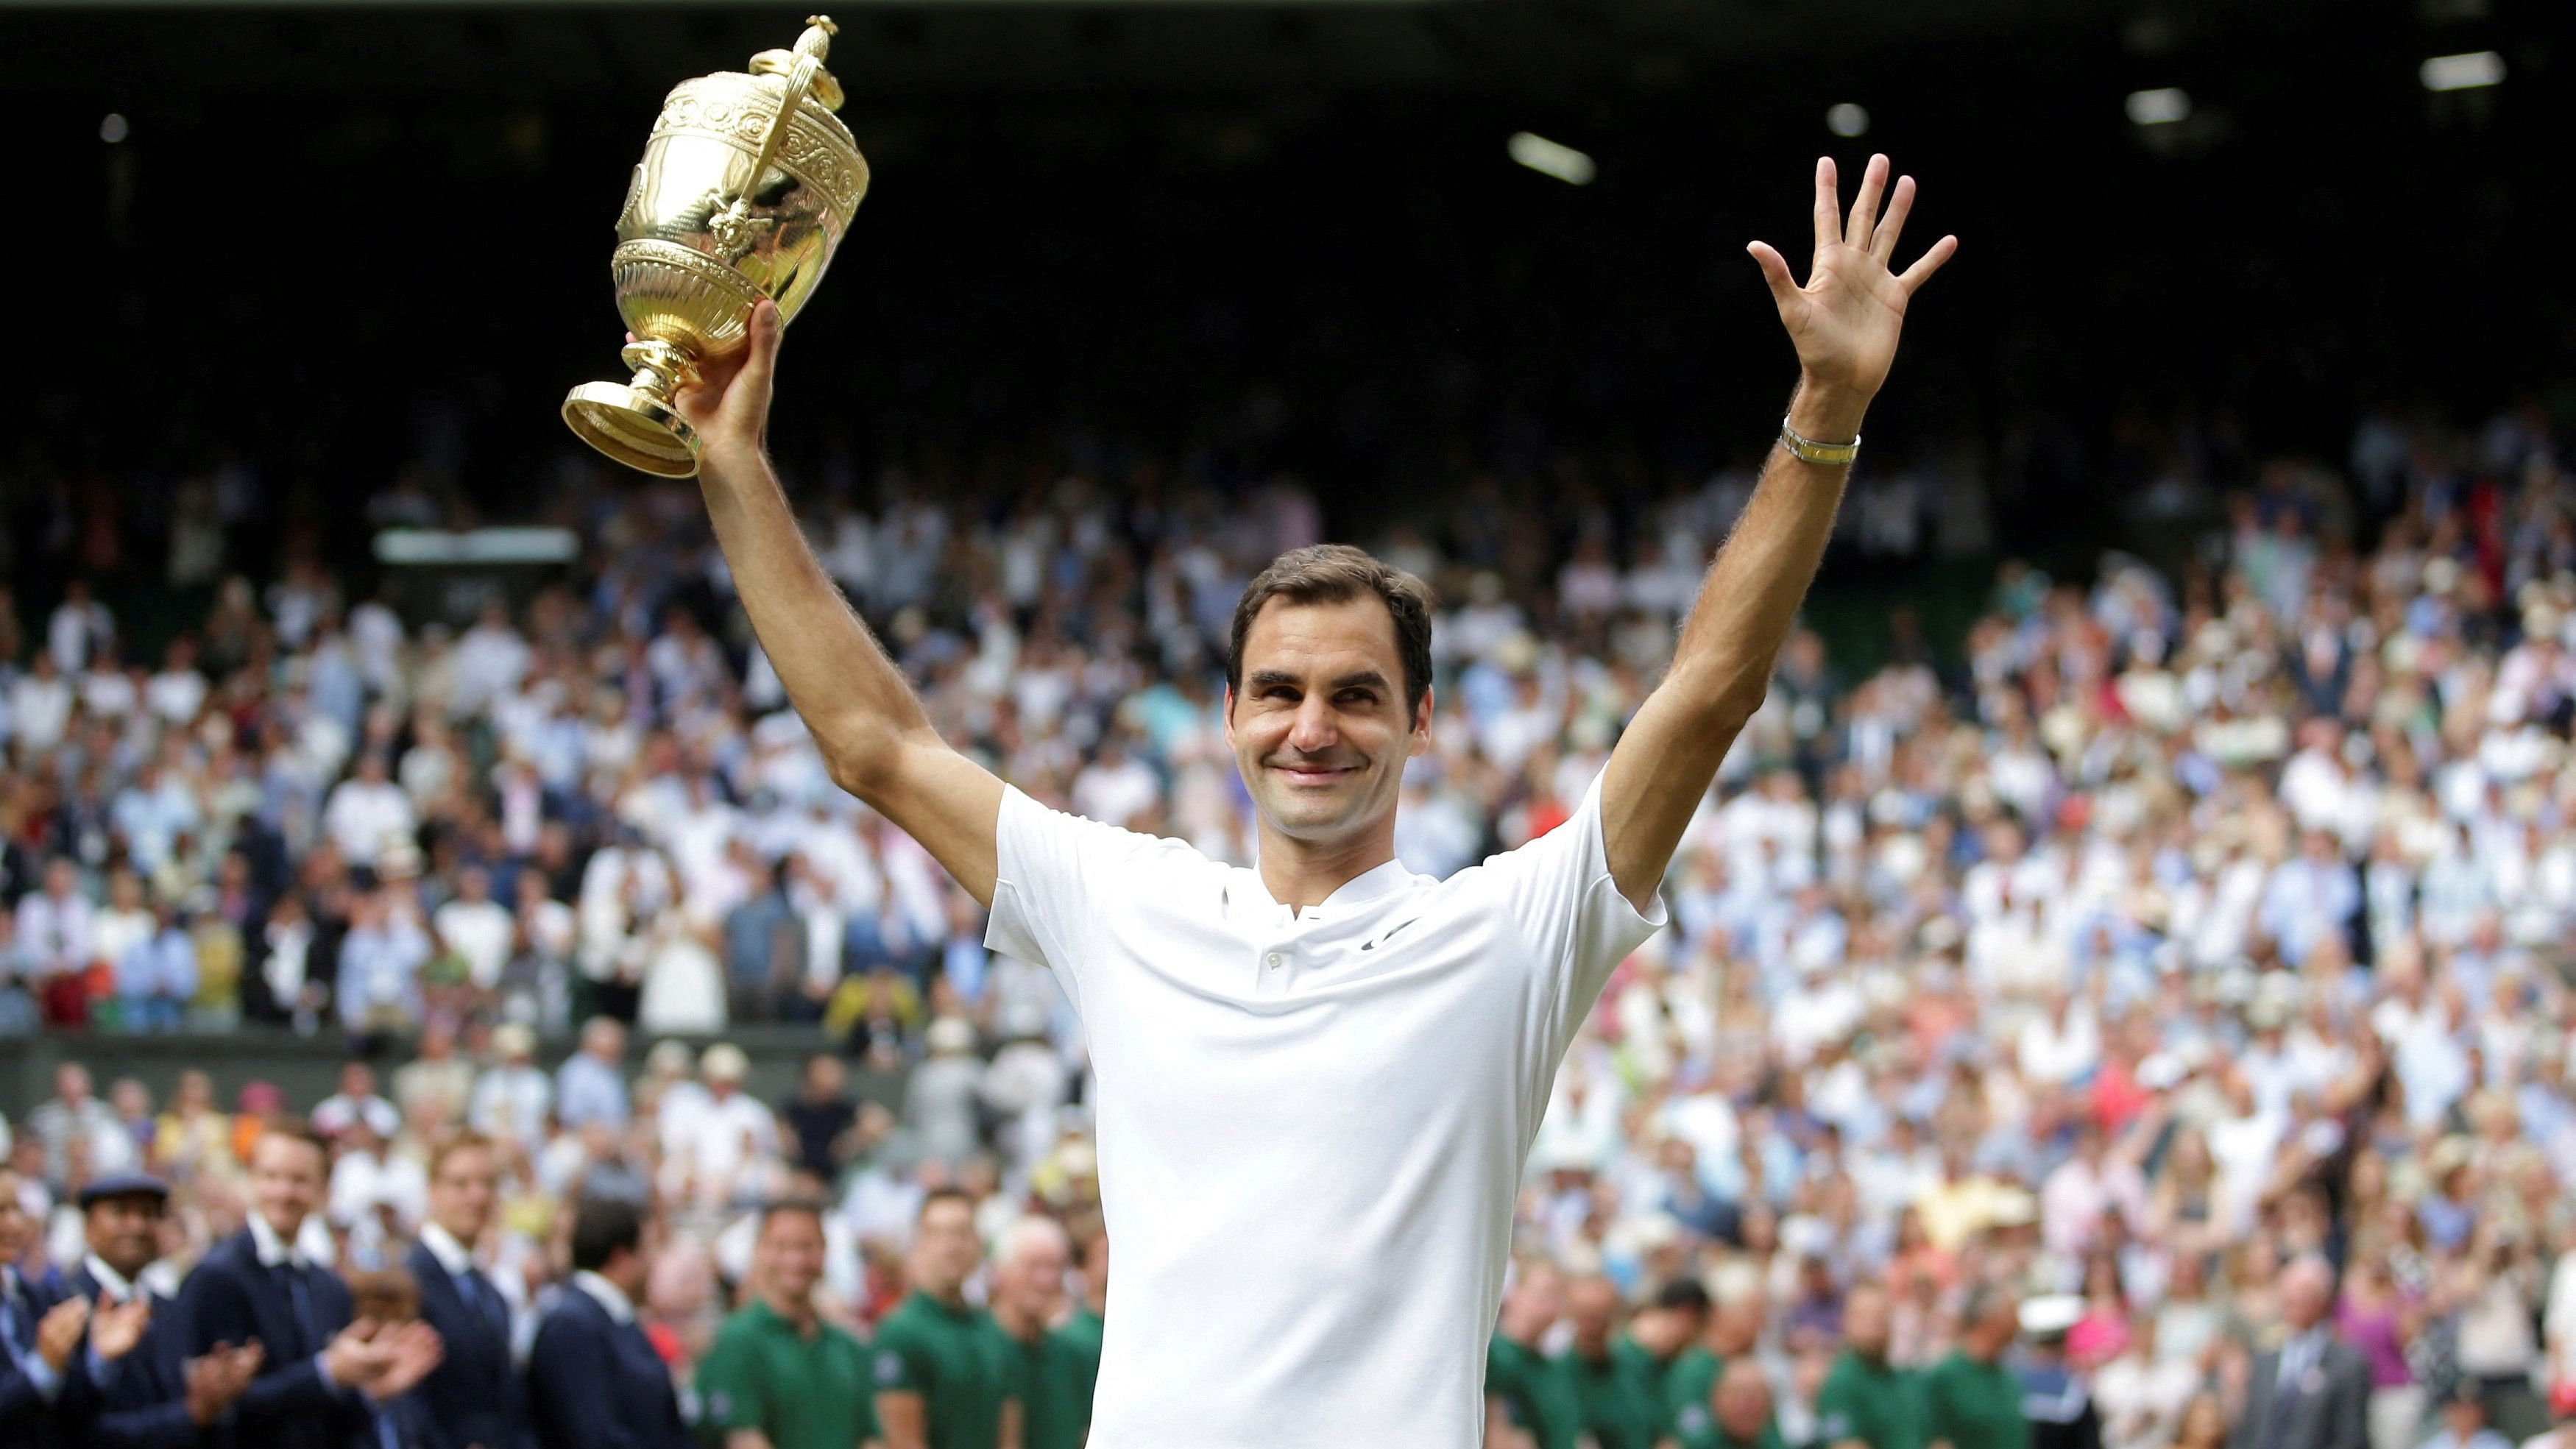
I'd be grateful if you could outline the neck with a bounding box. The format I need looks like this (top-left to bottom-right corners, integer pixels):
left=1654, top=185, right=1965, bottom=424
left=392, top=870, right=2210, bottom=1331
left=761, top=1286, right=815, bottom=1331
left=1251, top=818, right=1396, bottom=912
left=991, top=1300, right=1044, bottom=1342
left=921, top=1279, right=966, bottom=1308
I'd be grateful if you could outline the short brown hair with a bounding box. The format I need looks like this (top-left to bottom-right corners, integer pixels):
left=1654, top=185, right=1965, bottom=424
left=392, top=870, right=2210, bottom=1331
left=428, top=1130, right=495, bottom=1179
left=1228, top=545, right=1436, bottom=720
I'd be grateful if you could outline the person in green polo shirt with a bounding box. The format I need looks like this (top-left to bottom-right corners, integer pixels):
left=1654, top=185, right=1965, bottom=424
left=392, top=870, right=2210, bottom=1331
left=1056, top=1223, right=1105, bottom=1415
left=1815, top=1284, right=1920, bottom=1449
left=1671, top=1280, right=1766, bottom=1446
left=1922, top=1285, right=2028, bottom=1449
left=1696, top=1359, right=1789, bottom=1449
left=872, top=1188, right=1022, bottom=1449
left=986, top=1218, right=1090, bottom=1449
left=1615, top=1277, right=1710, bottom=1446
left=1487, top=1261, right=1588, bottom=1449
left=696, top=1199, right=882, bottom=1449
left=1560, top=1275, right=1663, bottom=1449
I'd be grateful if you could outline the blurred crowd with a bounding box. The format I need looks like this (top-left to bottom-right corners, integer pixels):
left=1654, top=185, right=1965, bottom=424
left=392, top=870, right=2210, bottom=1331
left=2, top=393, right=2576, bottom=1449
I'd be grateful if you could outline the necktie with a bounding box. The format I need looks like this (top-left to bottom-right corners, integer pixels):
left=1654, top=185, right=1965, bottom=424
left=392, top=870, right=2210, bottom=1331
left=462, top=1267, right=508, bottom=1336
left=1, top=1286, right=29, bottom=1361
left=277, top=1262, right=319, bottom=1357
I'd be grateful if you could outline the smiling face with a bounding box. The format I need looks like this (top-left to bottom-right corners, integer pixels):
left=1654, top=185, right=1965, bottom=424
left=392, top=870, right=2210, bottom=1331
left=1225, top=595, right=1430, bottom=852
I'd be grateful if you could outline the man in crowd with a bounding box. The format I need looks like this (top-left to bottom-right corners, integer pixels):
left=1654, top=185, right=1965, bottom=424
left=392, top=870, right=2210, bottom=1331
left=1814, top=1284, right=1917, bottom=1449
left=1057, top=1227, right=1105, bottom=1429
left=870, top=1188, right=1020, bottom=1449
left=1694, top=1360, right=1788, bottom=1449
left=1671, top=1280, right=1765, bottom=1445
left=172, top=1125, right=443, bottom=1449
left=527, top=1197, right=691, bottom=1449
left=406, top=1133, right=526, bottom=1449
left=2227, top=1257, right=2368, bottom=1449
left=694, top=1199, right=880, bottom=1449
left=1613, top=1278, right=1707, bottom=1449
left=553, top=1018, right=631, bottom=1133
left=1485, top=1261, right=1582, bottom=1449
left=1560, top=1275, right=1659, bottom=1449
left=1923, top=1284, right=2028, bottom=1449
left=2, top=1162, right=96, bottom=1444
left=70, top=1170, right=260, bottom=1448
left=985, top=1218, right=1087, bottom=1449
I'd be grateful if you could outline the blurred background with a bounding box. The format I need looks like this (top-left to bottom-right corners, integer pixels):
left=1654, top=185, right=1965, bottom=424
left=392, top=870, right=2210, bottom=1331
left=4, top=1, right=2574, bottom=1447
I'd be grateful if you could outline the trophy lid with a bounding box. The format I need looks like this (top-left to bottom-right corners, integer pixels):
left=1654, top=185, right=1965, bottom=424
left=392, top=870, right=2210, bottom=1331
left=749, top=15, right=846, bottom=113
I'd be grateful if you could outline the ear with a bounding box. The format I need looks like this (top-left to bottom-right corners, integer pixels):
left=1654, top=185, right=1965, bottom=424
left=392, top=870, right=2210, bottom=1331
left=1408, top=686, right=1434, bottom=758
left=1221, top=687, right=1237, bottom=751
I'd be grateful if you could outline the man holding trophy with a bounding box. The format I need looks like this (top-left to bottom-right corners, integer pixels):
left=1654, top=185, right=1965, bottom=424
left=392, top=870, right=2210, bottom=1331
left=562, top=15, right=1953, bottom=1447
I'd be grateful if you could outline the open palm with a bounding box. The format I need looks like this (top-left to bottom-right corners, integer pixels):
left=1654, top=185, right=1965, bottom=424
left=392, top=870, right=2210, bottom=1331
left=1749, top=155, right=1956, bottom=403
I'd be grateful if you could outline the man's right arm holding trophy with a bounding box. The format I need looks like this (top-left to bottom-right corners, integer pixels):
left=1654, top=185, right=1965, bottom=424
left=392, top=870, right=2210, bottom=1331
left=673, top=300, right=1008, bottom=910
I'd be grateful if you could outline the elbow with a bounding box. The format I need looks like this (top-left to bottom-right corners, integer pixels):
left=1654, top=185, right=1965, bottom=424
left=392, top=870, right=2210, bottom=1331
left=819, top=718, right=918, bottom=804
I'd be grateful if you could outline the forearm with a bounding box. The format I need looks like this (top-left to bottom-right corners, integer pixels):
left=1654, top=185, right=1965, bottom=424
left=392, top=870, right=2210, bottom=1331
left=1663, top=378, right=1863, bottom=734
left=1596, top=377, right=1861, bottom=902
left=698, top=445, right=937, bottom=796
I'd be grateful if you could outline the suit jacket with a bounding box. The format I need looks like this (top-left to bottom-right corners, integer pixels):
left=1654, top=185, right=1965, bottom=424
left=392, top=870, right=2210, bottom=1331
left=171, top=1228, right=372, bottom=1449
left=405, top=1239, right=528, bottom=1449
left=1, top=1269, right=89, bottom=1448
left=2228, top=1336, right=2371, bottom=1449
left=71, top=1262, right=203, bottom=1449
left=525, top=1286, right=690, bottom=1449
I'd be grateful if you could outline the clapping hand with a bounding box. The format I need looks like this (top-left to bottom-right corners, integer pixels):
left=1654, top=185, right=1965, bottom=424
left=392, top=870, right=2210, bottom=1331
left=35, top=1297, right=91, bottom=1373
left=1747, top=155, right=1958, bottom=438
left=184, top=1340, right=264, bottom=1424
left=361, top=1320, right=445, bottom=1401
left=88, top=1298, right=152, bottom=1361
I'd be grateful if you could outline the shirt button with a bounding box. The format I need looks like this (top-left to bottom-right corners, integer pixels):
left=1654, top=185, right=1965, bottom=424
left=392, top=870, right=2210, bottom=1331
left=1265, top=953, right=1283, bottom=968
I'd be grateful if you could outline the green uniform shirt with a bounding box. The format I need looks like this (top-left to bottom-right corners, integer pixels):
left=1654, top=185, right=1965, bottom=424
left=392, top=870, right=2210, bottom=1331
left=1487, top=1333, right=1588, bottom=1449
left=694, top=1300, right=880, bottom=1449
left=1922, top=1350, right=2028, bottom=1449
left=1704, top=1423, right=1789, bottom=1449
left=1666, top=1347, right=1724, bottom=1445
left=1610, top=1335, right=1682, bottom=1442
left=871, top=1289, right=1020, bottom=1449
left=1814, top=1350, right=1922, bottom=1449
left=997, top=1320, right=1093, bottom=1449
left=1563, top=1342, right=1662, bottom=1449
left=1057, top=1307, right=1103, bottom=1407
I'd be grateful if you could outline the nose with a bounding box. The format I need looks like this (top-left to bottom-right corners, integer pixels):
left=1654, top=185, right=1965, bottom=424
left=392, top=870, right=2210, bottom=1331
left=1285, top=695, right=1340, bottom=754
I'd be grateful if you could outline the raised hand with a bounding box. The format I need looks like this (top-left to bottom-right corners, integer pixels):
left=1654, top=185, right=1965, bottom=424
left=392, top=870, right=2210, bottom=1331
left=1747, top=155, right=1957, bottom=436
left=322, top=1317, right=392, bottom=1389
left=88, top=1298, right=152, bottom=1361
left=35, top=1296, right=91, bottom=1373
left=669, top=298, right=784, bottom=467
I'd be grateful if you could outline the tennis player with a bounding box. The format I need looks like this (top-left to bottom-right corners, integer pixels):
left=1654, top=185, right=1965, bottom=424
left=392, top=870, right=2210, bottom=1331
left=678, top=155, right=1953, bottom=1448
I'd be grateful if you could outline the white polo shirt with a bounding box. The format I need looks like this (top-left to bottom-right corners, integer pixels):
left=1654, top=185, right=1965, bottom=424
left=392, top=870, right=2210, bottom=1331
left=986, top=773, right=1664, bottom=1448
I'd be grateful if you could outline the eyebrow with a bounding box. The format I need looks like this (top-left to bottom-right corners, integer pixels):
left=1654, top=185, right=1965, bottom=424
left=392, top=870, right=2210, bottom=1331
left=1247, top=668, right=1392, bottom=692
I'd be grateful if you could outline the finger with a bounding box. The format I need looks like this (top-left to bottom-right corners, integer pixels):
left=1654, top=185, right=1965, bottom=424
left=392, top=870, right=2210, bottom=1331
left=1746, top=241, right=1801, bottom=311
left=736, top=299, right=782, bottom=396
left=1897, top=234, right=1960, bottom=292
left=1811, top=156, right=1841, bottom=254
left=1870, top=175, right=1917, bottom=263
left=1844, top=154, right=1889, bottom=253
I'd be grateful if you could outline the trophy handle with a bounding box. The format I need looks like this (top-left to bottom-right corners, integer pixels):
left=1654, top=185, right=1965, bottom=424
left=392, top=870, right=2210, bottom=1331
left=734, top=17, right=838, bottom=209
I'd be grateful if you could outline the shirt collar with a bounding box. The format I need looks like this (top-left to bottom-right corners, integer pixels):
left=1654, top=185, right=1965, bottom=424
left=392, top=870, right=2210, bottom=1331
left=82, top=1255, right=140, bottom=1304
left=420, top=1223, right=475, bottom=1278
left=247, top=1211, right=307, bottom=1269
left=1237, top=856, right=1418, bottom=919
left=571, top=1270, right=635, bottom=1325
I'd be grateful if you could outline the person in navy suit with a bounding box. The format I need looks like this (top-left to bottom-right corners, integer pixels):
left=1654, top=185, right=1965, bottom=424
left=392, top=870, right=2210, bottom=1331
left=69, top=1171, right=263, bottom=1449
left=527, top=1197, right=692, bottom=1449
left=406, top=1132, right=528, bottom=1449
left=170, top=1124, right=444, bottom=1449
left=1, top=1162, right=98, bottom=1447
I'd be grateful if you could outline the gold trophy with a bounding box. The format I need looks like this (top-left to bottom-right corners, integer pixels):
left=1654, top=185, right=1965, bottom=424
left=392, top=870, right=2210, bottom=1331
left=562, top=15, right=868, bottom=477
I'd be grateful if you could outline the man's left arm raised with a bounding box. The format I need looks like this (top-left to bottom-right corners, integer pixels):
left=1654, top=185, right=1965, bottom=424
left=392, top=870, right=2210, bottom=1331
left=1602, top=152, right=1956, bottom=910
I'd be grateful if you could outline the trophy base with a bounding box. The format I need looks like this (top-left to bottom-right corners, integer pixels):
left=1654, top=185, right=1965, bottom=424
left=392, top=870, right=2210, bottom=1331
left=563, top=382, right=702, bottom=478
